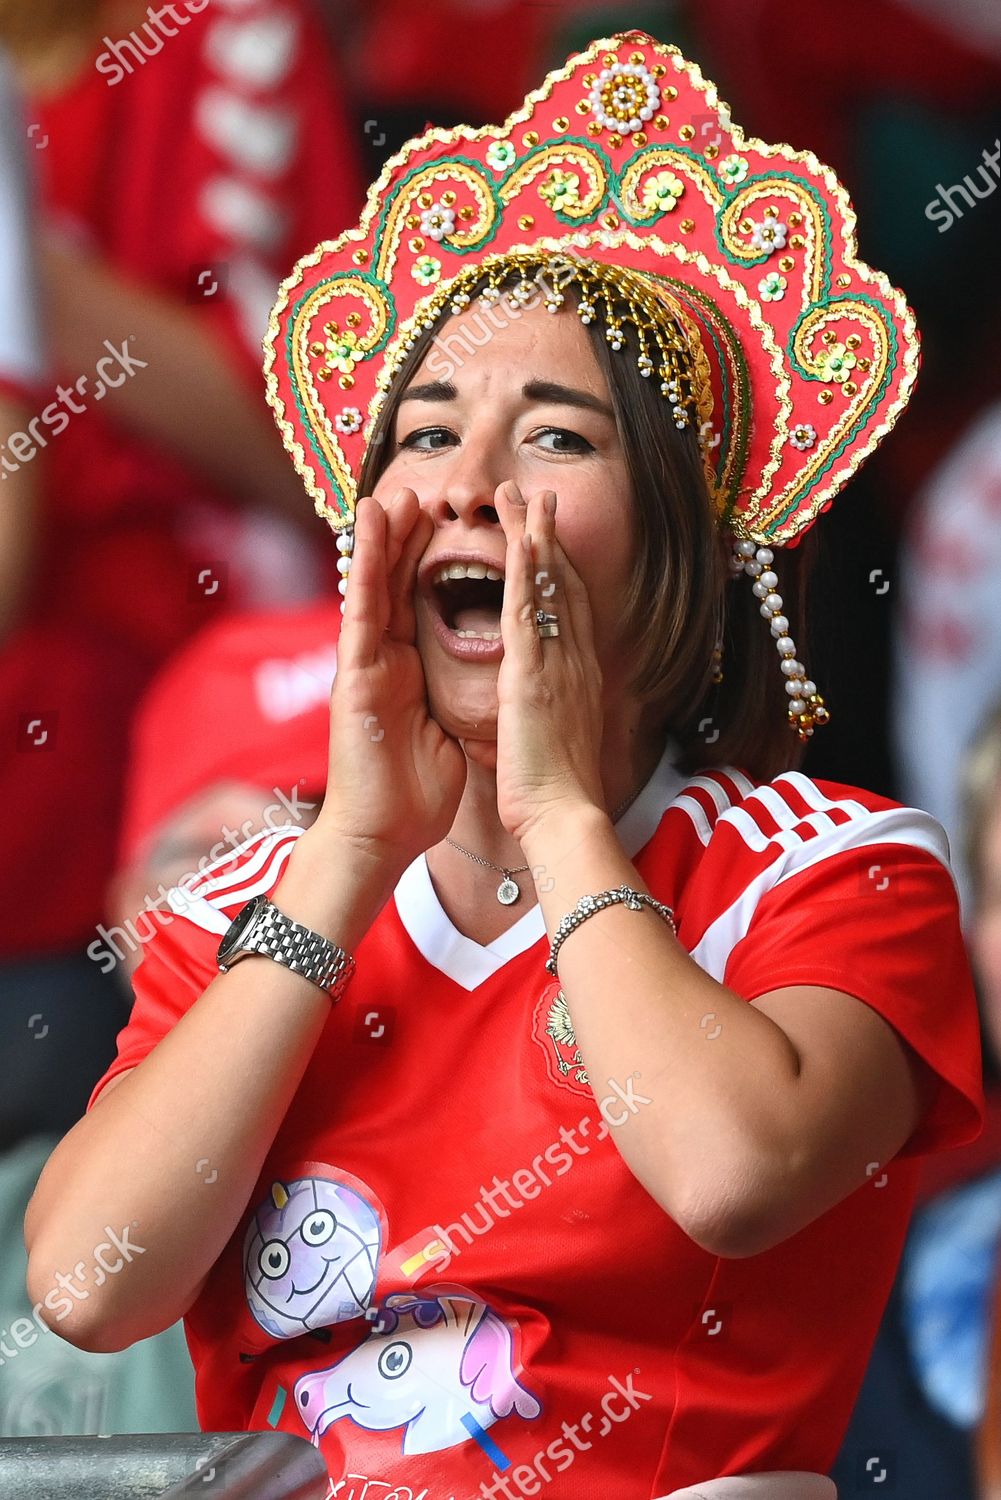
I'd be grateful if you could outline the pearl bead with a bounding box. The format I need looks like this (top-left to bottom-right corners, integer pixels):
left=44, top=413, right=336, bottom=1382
left=781, top=659, right=800, bottom=676
left=764, top=593, right=783, bottom=611
left=339, top=601, right=346, bottom=615
left=789, top=699, right=807, bottom=715
left=752, top=581, right=769, bottom=599
left=336, top=557, right=352, bottom=575
left=755, top=548, right=774, bottom=566
left=803, top=680, right=817, bottom=698
left=777, top=637, right=796, bottom=656
left=760, top=602, right=774, bottom=619
left=745, top=561, right=763, bottom=578
left=770, top=616, right=789, bottom=636
left=338, top=577, right=349, bottom=596
left=737, top=540, right=756, bottom=557
left=759, top=570, right=778, bottom=590
left=336, top=532, right=353, bottom=553
left=785, top=680, right=803, bottom=696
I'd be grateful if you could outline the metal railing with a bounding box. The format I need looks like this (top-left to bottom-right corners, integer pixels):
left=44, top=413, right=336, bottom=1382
left=0, top=1431, right=328, bottom=1499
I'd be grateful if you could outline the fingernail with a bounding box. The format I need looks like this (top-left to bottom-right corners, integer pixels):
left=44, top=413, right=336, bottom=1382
left=544, top=492, right=557, bottom=517
left=507, top=482, right=526, bottom=506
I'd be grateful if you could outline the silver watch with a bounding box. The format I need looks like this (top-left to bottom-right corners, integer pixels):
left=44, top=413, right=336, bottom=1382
left=216, top=894, right=356, bottom=1002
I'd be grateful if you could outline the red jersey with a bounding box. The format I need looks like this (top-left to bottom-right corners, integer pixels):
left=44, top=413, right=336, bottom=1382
left=89, top=751, right=984, bottom=1497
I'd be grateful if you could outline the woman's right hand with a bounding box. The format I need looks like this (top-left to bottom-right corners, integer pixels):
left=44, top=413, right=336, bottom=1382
left=316, top=489, right=467, bottom=870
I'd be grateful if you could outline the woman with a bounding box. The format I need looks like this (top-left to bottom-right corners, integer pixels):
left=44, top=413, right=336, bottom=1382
left=24, top=30, right=984, bottom=1499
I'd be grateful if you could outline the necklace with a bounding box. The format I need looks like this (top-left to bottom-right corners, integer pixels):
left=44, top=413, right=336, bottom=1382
left=445, top=785, right=644, bottom=906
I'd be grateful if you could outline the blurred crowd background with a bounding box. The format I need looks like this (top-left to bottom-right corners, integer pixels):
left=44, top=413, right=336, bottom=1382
left=0, top=0, right=1000, bottom=1493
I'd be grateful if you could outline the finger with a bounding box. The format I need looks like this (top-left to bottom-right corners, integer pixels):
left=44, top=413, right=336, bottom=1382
left=337, top=495, right=389, bottom=670
left=387, top=492, right=432, bottom=642
left=374, top=485, right=416, bottom=580
left=498, top=485, right=543, bottom=674
left=527, top=488, right=578, bottom=655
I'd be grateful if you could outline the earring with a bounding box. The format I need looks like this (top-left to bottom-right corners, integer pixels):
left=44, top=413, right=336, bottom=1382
left=730, top=540, right=829, bottom=739
left=336, top=527, right=354, bottom=615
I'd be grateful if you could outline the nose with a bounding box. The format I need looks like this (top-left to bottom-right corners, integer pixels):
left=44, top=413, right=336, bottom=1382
left=418, top=430, right=504, bottom=531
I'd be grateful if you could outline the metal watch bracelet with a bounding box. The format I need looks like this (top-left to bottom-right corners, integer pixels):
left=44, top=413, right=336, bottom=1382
left=217, top=895, right=356, bottom=1002
left=545, top=884, right=677, bottom=977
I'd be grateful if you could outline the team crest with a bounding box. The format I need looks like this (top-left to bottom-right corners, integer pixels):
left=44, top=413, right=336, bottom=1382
left=532, top=982, right=591, bottom=1098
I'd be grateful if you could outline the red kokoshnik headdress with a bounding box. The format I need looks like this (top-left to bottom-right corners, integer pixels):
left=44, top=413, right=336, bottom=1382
left=264, top=30, right=920, bottom=737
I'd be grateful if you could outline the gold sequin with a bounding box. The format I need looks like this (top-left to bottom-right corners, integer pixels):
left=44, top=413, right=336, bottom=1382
left=405, top=215, right=419, bottom=229
left=836, top=273, right=851, bottom=287
left=788, top=212, right=803, bottom=227
left=629, top=50, right=645, bottom=65
left=818, top=389, right=834, bottom=405
left=587, top=121, right=602, bottom=136
left=705, top=143, right=719, bottom=158
left=553, top=116, right=569, bottom=131
left=324, top=321, right=338, bottom=335
left=317, top=367, right=333, bottom=382
left=583, top=73, right=597, bottom=88
left=790, top=234, right=806, bottom=249
left=739, top=218, right=754, bottom=234
left=418, top=192, right=433, bottom=209
left=680, top=218, right=695, bottom=233
left=608, top=132, right=623, bottom=149
left=459, top=206, right=475, bottom=220
left=679, top=124, right=695, bottom=141
left=779, top=256, right=794, bottom=272
left=654, top=114, right=669, bottom=130
left=822, top=330, right=838, bottom=346
left=603, top=211, right=620, bottom=229
left=845, top=334, right=861, bottom=350
left=843, top=381, right=858, bottom=396
left=351, top=249, right=368, bottom=265
left=339, top=375, right=355, bottom=390
left=764, top=205, right=778, bottom=219
left=440, top=190, right=456, bottom=207
left=346, top=312, right=361, bottom=328
left=634, top=131, right=647, bottom=147
left=858, top=357, right=871, bottom=372
left=308, top=341, right=324, bottom=357
left=602, top=53, right=617, bottom=68
left=518, top=215, right=535, bottom=230
left=523, top=131, right=539, bottom=147
left=408, top=237, right=425, bottom=253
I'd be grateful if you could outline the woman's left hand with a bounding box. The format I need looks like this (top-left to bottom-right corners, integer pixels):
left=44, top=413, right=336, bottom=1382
left=461, top=482, right=606, bottom=843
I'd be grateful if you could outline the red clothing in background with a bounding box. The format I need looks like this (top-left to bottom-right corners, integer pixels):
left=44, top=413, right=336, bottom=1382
left=1, top=0, right=360, bottom=957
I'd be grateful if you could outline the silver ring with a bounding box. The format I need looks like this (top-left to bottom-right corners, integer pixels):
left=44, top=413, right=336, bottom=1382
left=535, top=609, right=560, bottom=639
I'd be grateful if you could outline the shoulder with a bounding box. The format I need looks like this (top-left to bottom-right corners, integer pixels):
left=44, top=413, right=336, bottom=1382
left=164, top=822, right=309, bottom=937
left=659, top=768, right=956, bottom=945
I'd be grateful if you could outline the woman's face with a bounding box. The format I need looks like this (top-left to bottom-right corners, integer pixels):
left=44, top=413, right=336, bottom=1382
left=370, top=297, right=637, bottom=742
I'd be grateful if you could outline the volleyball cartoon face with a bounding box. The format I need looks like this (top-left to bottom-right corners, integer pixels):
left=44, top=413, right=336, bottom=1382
left=244, top=1176, right=382, bottom=1340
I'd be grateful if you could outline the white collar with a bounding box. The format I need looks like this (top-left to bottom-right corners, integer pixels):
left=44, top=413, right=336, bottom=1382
left=392, top=741, right=686, bottom=991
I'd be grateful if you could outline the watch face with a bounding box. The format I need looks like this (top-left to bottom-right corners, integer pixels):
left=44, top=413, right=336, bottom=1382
left=218, top=895, right=267, bottom=968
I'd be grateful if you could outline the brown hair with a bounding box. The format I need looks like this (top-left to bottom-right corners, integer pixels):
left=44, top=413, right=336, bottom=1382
left=0, top=0, right=105, bottom=53
left=358, top=267, right=815, bottom=783
left=962, top=700, right=1001, bottom=905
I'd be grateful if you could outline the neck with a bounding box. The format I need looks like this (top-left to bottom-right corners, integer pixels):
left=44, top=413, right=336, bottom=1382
left=425, top=700, right=668, bottom=923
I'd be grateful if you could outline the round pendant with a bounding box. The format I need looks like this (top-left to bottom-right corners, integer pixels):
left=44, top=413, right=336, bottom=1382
left=497, top=877, right=520, bottom=906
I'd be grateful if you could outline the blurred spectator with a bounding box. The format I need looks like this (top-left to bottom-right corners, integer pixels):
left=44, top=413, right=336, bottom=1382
left=106, top=600, right=338, bottom=980
left=0, top=600, right=338, bottom=1438
left=833, top=701, right=1001, bottom=1500
left=893, top=401, right=1001, bottom=918
left=0, top=0, right=361, bottom=1143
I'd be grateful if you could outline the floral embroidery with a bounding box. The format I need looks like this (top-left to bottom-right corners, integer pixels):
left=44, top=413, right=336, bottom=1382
left=335, top=406, right=363, bottom=435
left=486, top=140, right=516, bottom=172
left=790, top=422, right=817, bottom=450
left=641, top=170, right=685, bottom=213
left=419, top=202, right=456, bottom=242
left=412, top=255, right=441, bottom=286
left=816, top=343, right=857, bottom=384
left=539, top=168, right=581, bottom=212
left=325, top=331, right=360, bottom=374
left=750, top=219, right=789, bottom=254
left=758, top=271, right=787, bottom=302
left=718, top=154, right=748, bottom=187
left=588, top=62, right=660, bottom=134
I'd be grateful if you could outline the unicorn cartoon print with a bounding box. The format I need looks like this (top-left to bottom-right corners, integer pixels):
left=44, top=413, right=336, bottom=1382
left=295, top=1292, right=542, bottom=1455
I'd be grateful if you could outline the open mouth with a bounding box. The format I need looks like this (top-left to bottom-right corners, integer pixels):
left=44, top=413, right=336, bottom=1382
left=429, top=564, right=505, bottom=640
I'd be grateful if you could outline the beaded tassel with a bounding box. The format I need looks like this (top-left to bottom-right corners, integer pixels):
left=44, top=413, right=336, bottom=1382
left=730, top=540, right=830, bottom=740
left=336, top=526, right=354, bottom=615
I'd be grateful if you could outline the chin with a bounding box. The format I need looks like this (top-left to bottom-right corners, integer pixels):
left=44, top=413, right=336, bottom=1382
left=420, top=653, right=499, bottom=745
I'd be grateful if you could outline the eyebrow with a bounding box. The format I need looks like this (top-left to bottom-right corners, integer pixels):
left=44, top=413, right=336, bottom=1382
left=399, top=378, right=613, bottom=420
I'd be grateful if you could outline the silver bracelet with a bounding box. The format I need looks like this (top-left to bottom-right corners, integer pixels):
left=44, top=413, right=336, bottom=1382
left=545, top=884, right=677, bottom=977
